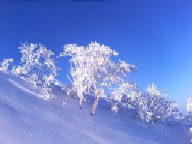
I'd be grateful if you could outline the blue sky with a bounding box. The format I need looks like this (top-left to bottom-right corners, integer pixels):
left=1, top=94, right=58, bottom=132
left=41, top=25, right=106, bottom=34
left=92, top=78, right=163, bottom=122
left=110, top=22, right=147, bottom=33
left=0, top=0, right=192, bottom=113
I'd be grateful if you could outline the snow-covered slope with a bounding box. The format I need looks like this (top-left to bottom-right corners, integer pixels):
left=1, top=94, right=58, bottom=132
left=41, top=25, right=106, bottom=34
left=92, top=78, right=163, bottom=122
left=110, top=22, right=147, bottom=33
left=0, top=71, right=189, bottom=144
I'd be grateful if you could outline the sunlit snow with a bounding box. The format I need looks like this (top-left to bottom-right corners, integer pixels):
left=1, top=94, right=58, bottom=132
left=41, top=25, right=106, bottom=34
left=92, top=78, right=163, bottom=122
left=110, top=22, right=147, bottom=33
left=0, top=71, right=189, bottom=144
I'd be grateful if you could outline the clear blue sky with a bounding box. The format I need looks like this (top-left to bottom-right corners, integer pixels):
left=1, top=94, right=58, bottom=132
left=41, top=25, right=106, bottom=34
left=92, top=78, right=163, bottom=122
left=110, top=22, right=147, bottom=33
left=0, top=0, right=192, bottom=113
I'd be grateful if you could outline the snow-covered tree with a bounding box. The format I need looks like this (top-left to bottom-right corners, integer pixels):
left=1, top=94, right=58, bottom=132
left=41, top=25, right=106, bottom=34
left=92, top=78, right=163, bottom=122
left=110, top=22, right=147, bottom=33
left=110, top=82, right=138, bottom=113
left=60, top=42, right=136, bottom=115
left=13, top=43, right=59, bottom=99
left=185, top=98, right=192, bottom=122
left=0, top=58, right=13, bottom=73
left=187, top=98, right=192, bottom=114
left=135, top=83, right=178, bottom=124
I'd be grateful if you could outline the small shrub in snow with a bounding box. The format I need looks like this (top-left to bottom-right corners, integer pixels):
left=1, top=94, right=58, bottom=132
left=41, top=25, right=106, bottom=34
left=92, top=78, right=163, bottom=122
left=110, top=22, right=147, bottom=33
left=136, top=83, right=178, bottom=124
left=62, top=83, right=78, bottom=98
left=110, top=82, right=138, bottom=113
left=0, top=58, right=13, bottom=73
left=111, top=102, right=122, bottom=113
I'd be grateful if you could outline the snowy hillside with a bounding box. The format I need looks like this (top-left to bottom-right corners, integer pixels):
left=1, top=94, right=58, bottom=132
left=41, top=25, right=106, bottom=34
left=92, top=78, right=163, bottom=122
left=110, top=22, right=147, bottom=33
left=0, top=71, right=189, bottom=144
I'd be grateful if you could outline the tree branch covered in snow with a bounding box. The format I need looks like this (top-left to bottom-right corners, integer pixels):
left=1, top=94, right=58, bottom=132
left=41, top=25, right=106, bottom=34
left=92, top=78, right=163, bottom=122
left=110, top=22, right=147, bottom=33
left=135, top=83, right=178, bottom=124
left=12, top=42, right=60, bottom=100
left=110, top=82, right=138, bottom=113
left=60, top=42, right=136, bottom=114
left=185, top=98, right=192, bottom=122
left=0, top=41, right=182, bottom=125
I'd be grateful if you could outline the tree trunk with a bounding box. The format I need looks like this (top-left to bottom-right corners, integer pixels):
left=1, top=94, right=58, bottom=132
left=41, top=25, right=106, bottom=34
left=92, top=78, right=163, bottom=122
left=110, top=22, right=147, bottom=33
left=91, top=91, right=99, bottom=115
left=79, top=97, right=83, bottom=109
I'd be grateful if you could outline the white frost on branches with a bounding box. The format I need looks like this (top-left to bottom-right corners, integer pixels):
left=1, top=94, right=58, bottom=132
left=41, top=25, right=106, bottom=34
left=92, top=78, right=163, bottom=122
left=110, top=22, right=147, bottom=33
left=136, top=83, right=178, bottom=124
left=0, top=58, right=13, bottom=73
left=12, top=42, right=59, bottom=100
left=60, top=42, right=136, bottom=113
left=110, top=82, right=138, bottom=113
left=185, top=98, right=192, bottom=122
left=187, top=98, right=192, bottom=114
left=0, top=41, right=180, bottom=123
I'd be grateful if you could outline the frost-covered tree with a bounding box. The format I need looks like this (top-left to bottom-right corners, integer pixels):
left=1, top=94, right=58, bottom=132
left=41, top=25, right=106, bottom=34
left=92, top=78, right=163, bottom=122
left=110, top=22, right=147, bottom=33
left=110, top=82, right=138, bottom=113
left=0, top=58, right=13, bottom=73
left=187, top=98, right=192, bottom=114
left=12, top=43, right=59, bottom=100
left=135, top=83, right=178, bottom=124
left=185, top=98, right=192, bottom=122
left=60, top=42, right=136, bottom=115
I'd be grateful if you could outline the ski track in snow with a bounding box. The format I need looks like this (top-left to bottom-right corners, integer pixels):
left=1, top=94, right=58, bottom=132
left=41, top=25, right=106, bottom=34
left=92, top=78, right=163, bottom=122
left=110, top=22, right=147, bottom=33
left=7, top=78, right=41, bottom=98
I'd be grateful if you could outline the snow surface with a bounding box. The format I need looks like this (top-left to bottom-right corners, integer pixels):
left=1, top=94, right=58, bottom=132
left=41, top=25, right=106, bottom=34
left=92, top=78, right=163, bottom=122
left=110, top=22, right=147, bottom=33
left=0, top=71, right=189, bottom=144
